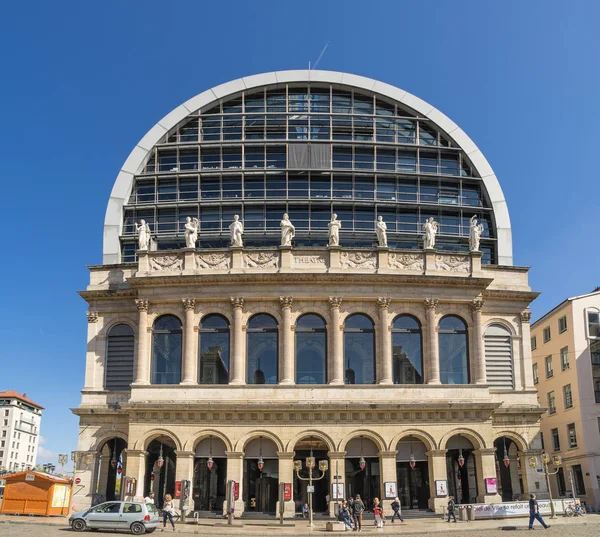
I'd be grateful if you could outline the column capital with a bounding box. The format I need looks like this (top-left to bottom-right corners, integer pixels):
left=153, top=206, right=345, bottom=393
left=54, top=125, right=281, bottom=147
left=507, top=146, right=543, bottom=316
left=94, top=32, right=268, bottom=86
left=473, top=448, right=497, bottom=456
left=426, top=450, right=447, bottom=457
left=122, top=449, right=147, bottom=458
left=276, top=451, right=296, bottom=460
left=424, top=298, right=439, bottom=312
left=86, top=311, right=99, bottom=323
left=520, top=310, right=532, bottom=323
left=225, top=451, right=244, bottom=459
left=328, top=296, right=343, bottom=309
left=327, top=451, right=347, bottom=459
left=378, top=450, right=398, bottom=458
left=279, top=296, right=293, bottom=310
left=182, top=298, right=196, bottom=311
left=135, top=299, right=149, bottom=312
left=377, top=297, right=392, bottom=310
left=471, top=298, right=485, bottom=312
left=230, top=297, right=245, bottom=310
left=174, top=450, right=196, bottom=459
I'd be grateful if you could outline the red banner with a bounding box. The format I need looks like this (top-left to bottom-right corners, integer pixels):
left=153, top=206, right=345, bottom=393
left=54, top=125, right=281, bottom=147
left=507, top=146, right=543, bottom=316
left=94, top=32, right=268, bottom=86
left=283, top=483, right=292, bottom=501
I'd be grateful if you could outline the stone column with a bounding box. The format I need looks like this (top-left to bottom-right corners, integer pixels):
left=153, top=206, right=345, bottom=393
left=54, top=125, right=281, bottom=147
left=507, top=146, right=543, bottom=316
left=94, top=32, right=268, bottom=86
left=328, top=297, right=344, bottom=385
left=424, top=299, right=440, bottom=385
left=328, top=451, right=346, bottom=516
left=230, top=298, right=245, bottom=385
left=133, top=299, right=150, bottom=385
left=426, top=449, right=448, bottom=513
left=122, top=449, right=147, bottom=501
left=276, top=451, right=296, bottom=518
left=471, top=299, right=487, bottom=384
left=279, top=297, right=294, bottom=385
left=378, top=450, right=398, bottom=515
left=181, top=299, right=197, bottom=385
left=174, top=450, right=195, bottom=517
left=474, top=448, right=502, bottom=503
left=71, top=450, right=102, bottom=511
left=520, top=310, right=535, bottom=388
left=224, top=451, right=245, bottom=515
left=84, top=312, right=99, bottom=389
left=377, top=298, right=393, bottom=384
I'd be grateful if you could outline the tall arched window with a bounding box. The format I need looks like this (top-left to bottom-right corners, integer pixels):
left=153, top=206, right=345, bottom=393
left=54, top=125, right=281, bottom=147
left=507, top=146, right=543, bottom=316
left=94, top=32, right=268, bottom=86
left=439, top=315, right=469, bottom=384
left=295, top=314, right=327, bottom=384
left=484, top=324, right=513, bottom=388
left=344, top=314, right=375, bottom=384
left=151, top=315, right=182, bottom=384
left=199, top=314, right=230, bottom=384
left=392, top=315, right=423, bottom=384
left=105, top=323, right=135, bottom=390
left=247, top=314, right=278, bottom=384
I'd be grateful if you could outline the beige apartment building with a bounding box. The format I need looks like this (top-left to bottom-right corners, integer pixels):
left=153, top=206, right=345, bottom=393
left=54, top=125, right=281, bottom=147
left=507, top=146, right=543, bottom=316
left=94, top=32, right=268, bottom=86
left=531, top=288, right=600, bottom=511
left=71, top=70, right=545, bottom=516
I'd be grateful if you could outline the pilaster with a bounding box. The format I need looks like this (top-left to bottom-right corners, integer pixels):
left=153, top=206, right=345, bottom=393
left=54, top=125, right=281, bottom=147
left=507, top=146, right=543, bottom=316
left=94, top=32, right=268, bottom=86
left=122, top=449, right=147, bottom=502
left=84, top=312, right=100, bottom=390
left=279, top=297, right=294, bottom=385
left=224, top=451, right=245, bottom=515
left=520, top=310, right=535, bottom=389
left=328, top=297, right=344, bottom=385
left=474, top=448, right=502, bottom=503
left=328, top=246, right=341, bottom=269
left=426, top=449, right=447, bottom=513
left=276, top=451, right=296, bottom=518
left=378, top=450, right=397, bottom=514
left=181, top=298, right=197, bottom=385
left=133, top=299, right=150, bottom=385
left=471, top=299, right=486, bottom=384
left=279, top=245, right=292, bottom=269
left=230, top=298, right=245, bottom=385
left=424, top=299, right=440, bottom=385
left=377, top=298, right=393, bottom=384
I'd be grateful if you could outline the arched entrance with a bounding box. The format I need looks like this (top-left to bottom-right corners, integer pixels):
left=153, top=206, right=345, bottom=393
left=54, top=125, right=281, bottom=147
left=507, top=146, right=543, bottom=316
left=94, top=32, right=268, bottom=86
left=445, top=435, right=478, bottom=504
left=145, top=436, right=177, bottom=507
left=396, top=436, right=430, bottom=509
left=345, top=436, right=380, bottom=509
left=94, top=437, right=127, bottom=503
left=494, top=437, right=523, bottom=501
left=193, top=436, right=227, bottom=512
left=243, top=437, right=278, bottom=513
left=293, top=437, right=330, bottom=514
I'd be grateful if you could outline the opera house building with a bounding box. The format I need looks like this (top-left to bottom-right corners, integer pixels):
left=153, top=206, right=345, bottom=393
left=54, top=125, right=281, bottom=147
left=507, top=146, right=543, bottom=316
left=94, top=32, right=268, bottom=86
left=72, top=70, right=545, bottom=516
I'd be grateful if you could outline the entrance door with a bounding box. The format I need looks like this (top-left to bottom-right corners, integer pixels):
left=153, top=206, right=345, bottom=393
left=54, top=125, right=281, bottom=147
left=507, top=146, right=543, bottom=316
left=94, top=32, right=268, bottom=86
left=346, top=458, right=380, bottom=509
left=396, top=462, right=429, bottom=509
left=193, top=458, right=227, bottom=511
left=293, top=449, right=329, bottom=513
left=243, top=458, right=278, bottom=513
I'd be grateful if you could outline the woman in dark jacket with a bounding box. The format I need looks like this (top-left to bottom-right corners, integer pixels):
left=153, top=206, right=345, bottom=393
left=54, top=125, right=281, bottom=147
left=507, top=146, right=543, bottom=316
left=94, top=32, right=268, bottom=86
left=391, top=497, right=404, bottom=523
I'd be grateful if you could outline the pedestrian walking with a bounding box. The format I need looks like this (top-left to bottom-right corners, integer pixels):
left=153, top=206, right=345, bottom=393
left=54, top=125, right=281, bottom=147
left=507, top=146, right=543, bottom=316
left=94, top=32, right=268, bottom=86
left=447, top=495, right=457, bottom=522
left=373, top=497, right=384, bottom=528
left=390, top=497, right=404, bottom=523
left=162, top=493, right=176, bottom=532
left=352, top=494, right=365, bottom=531
left=528, top=493, right=549, bottom=530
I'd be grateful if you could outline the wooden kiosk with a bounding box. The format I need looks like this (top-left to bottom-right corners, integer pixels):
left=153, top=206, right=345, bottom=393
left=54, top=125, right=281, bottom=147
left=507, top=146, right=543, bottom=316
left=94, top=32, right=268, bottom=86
left=0, top=471, right=72, bottom=516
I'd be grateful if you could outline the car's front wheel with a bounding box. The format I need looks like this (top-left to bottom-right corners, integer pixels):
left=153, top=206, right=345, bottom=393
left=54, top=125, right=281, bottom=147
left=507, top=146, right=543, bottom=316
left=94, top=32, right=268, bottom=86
left=130, top=521, right=146, bottom=535
left=71, top=518, right=87, bottom=532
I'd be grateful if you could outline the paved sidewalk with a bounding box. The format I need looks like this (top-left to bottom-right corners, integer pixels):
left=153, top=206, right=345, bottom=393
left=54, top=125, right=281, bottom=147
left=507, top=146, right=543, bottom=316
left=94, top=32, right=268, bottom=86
left=1, top=513, right=599, bottom=535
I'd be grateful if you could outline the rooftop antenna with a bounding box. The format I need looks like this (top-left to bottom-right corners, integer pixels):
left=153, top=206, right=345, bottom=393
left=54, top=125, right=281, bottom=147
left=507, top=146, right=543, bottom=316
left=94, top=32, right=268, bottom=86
left=309, top=42, right=330, bottom=80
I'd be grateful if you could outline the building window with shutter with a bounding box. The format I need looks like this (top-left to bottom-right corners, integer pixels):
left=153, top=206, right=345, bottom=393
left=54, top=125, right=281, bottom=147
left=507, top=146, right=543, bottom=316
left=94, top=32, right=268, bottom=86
left=558, top=316, right=567, bottom=333
left=533, top=363, right=539, bottom=384
left=543, top=326, right=551, bottom=343
left=105, top=323, right=135, bottom=391
left=484, top=324, right=514, bottom=388
left=563, top=384, right=573, bottom=409
left=560, top=346, right=570, bottom=371
left=567, top=423, right=577, bottom=448
left=551, top=427, right=560, bottom=450
left=548, top=391, right=556, bottom=414
left=545, top=356, right=553, bottom=378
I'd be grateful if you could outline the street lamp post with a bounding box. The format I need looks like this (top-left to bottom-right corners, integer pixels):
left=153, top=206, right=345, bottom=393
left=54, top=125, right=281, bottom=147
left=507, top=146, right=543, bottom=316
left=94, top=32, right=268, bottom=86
left=58, top=454, right=68, bottom=474
left=529, top=452, right=562, bottom=519
left=294, top=456, right=328, bottom=527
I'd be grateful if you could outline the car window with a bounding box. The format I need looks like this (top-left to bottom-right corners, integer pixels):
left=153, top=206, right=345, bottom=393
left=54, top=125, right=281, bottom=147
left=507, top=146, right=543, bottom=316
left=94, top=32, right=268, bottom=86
left=94, top=502, right=121, bottom=513
left=146, top=504, right=158, bottom=513
left=124, top=503, right=142, bottom=513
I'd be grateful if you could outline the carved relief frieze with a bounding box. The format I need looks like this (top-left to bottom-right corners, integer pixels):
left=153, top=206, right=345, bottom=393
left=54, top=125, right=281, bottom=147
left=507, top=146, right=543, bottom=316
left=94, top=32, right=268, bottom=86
left=243, top=251, right=279, bottom=269
left=149, top=254, right=183, bottom=272
left=340, top=251, right=377, bottom=269
left=195, top=252, right=231, bottom=270
left=435, top=254, right=470, bottom=272
left=389, top=252, right=424, bottom=271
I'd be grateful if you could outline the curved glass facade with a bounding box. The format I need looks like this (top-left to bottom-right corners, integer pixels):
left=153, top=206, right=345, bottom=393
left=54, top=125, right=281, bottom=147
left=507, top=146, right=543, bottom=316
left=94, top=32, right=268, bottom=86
left=122, top=84, right=496, bottom=263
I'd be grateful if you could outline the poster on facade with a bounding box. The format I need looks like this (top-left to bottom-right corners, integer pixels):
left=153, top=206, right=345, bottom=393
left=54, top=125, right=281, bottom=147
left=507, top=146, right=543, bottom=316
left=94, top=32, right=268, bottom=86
left=384, top=482, right=397, bottom=499
left=332, top=483, right=344, bottom=500
left=435, top=480, right=447, bottom=497
left=51, top=484, right=70, bottom=508
left=485, top=478, right=497, bottom=494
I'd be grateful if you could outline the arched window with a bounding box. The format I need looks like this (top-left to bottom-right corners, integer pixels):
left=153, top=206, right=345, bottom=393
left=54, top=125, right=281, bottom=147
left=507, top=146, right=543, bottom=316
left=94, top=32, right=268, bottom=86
left=199, top=314, right=230, bottom=384
left=151, top=315, right=182, bottom=384
left=344, top=314, right=375, bottom=384
left=105, top=323, right=135, bottom=390
left=439, top=315, right=469, bottom=384
left=295, top=314, right=327, bottom=384
left=247, top=314, right=278, bottom=384
left=392, top=315, right=423, bottom=384
left=484, top=324, right=513, bottom=388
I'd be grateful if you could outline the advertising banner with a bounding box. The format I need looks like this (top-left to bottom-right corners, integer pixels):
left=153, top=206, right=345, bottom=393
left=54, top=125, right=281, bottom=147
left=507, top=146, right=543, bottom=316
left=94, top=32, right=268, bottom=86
left=471, top=500, right=566, bottom=519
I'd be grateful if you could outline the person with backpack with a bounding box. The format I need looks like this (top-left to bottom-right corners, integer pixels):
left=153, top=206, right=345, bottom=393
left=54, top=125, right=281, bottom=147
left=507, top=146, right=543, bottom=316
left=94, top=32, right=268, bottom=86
left=390, top=497, right=404, bottom=523
left=352, top=494, right=365, bottom=531
left=447, top=495, right=457, bottom=522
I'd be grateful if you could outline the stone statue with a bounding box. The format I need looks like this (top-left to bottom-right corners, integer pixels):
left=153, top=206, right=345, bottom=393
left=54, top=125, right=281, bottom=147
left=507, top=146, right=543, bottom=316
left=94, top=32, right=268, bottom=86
left=135, top=219, right=151, bottom=250
left=280, top=213, right=295, bottom=247
left=422, top=217, right=438, bottom=249
left=376, top=215, right=388, bottom=247
left=469, top=215, right=484, bottom=252
left=184, top=217, right=199, bottom=249
left=229, top=215, right=244, bottom=247
left=328, top=213, right=341, bottom=246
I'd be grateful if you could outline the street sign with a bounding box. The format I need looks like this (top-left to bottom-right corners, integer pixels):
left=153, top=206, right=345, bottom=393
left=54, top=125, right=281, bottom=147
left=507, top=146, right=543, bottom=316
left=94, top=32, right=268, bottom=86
left=75, top=477, right=81, bottom=484
left=307, top=485, right=315, bottom=493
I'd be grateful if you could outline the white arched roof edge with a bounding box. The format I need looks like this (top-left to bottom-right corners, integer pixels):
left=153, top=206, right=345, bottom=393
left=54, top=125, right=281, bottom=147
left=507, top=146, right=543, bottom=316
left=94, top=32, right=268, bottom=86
left=104, top=70, right=512, bottom=266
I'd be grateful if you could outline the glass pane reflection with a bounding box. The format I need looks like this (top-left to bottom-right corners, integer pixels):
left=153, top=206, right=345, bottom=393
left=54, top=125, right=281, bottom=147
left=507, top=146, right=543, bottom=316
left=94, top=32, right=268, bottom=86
left=247, top=314, right=278, bottom=384
left=199, top=314, right=230, bottom=384
left=151, top=315, right=182, bottom=384
left=439, top=315, right=469, bottom=384
left=392, top=315, right=423, bottom=384
left=296, top=314, right=327, bottom=384
left=344, top=314, right=375, bottom=384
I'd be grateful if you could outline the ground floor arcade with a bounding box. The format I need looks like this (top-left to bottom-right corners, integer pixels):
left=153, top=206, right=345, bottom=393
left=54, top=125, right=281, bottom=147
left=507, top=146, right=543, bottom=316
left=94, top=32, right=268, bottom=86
left=72, top=416, right=546, bottom=515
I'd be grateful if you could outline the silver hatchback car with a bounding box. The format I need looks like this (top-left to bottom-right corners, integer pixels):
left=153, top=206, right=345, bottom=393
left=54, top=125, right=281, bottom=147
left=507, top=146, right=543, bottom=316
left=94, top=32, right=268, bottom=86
left=69, top=500, right=159, bottom=534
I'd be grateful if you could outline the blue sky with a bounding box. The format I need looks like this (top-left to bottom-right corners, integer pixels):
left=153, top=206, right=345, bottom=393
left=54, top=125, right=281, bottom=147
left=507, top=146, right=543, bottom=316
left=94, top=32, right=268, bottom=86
left=1, top=1, right=598, bottom=465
